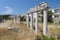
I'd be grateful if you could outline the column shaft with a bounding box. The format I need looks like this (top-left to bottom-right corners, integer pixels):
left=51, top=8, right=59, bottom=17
left=30, top=13, right=33, bottom=30
left=26, top=14, right=29, bottom=27
left=14, top=17, right=15, bottom=22
left=35, top=12, right=38, bottom=34
left=17, top=16, right=20, bottom=23
left=43, top=10, right=48, bottom=35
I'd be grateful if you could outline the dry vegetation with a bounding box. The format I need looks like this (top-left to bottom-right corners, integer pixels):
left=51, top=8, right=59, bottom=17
left=0, top=20, right=35, bottom=40
left=0, top=20, right=60, bottom=40
left=39, top=23, right=60, bottom=40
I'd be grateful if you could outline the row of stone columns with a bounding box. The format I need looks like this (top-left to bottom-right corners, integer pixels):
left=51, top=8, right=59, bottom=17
left=11, top=15, right=21, bottom=23
left=10, top=9, right=48, bottom=35
left=26, top=9, right=48, bottom=35
left=10, top=2, right=48, bottom=36
left=26, top=12, right=38, bottom=34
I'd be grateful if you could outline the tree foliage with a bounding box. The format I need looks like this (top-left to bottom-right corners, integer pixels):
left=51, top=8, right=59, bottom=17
left=40, top=11, right=53, bottom=23
left=47, top=11, right=53, bottom=23
left=0, top=15, right=10, bottom=20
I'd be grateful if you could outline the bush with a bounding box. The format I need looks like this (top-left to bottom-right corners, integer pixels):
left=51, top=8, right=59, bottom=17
left=34, top=35, right=56, bottom=40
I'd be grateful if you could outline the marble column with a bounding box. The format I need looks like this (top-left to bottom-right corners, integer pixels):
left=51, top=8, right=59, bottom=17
left=13, top=17, right=16, bottom=22
left=34, top=12, right=38, bottom=34
left=26, top=14, right=29, bottom=27
left=17, top=15, right=20, bottom=23
left=43, top=10, right=48, bottom=35
left=29, top=13, right=33, bottom=30
left=10, top=16, right=13, bottom=21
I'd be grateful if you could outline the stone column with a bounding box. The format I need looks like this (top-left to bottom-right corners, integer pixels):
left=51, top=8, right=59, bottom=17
left=29, top=13, right=33, bottom=30
left=17, top=15, right=20, bottom=23
left=34, top=12, right=38, bottom=34
left=13, top=17, right=16, bottom=22
left=43, top=9, right=48, bottom=35
left=10, top=16, right=13, bottom=21
left=26, top=14, right=29, bottom=27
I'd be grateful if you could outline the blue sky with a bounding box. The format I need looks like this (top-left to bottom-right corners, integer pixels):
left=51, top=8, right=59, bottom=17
left=0, top=0, right=60, bottom=15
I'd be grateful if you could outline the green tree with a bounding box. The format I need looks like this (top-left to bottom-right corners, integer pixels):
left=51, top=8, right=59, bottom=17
left=47, top=11, right=53, bottom=23
left=0, top=15, right=10, bottom=20
left=40, top=11, right=53, bottom=23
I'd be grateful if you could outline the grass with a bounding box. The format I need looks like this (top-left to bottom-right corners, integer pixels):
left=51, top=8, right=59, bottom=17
left=0, top=20, right=60, bottom=40
left=34, top=34, right=56, bottom=40
left=0, top=20, right=35, bottom=40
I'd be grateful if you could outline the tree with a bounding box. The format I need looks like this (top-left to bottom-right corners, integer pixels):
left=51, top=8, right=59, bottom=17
left=0, top=15, right=10, bottom=20
left=47, top=11, right=53, bottom=23
left=39, top=10, right=53, bottom=23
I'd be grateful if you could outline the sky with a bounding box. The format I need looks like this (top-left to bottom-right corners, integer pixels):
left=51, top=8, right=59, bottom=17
left=0, top=0, right=60, bottom=15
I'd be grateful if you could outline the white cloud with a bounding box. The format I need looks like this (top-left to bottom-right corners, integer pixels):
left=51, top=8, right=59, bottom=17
left=2, top=6, right=14, bottom=14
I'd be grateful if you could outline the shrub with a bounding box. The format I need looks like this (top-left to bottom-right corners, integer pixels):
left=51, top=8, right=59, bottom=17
left=34, top=35, right=56, bottom=40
